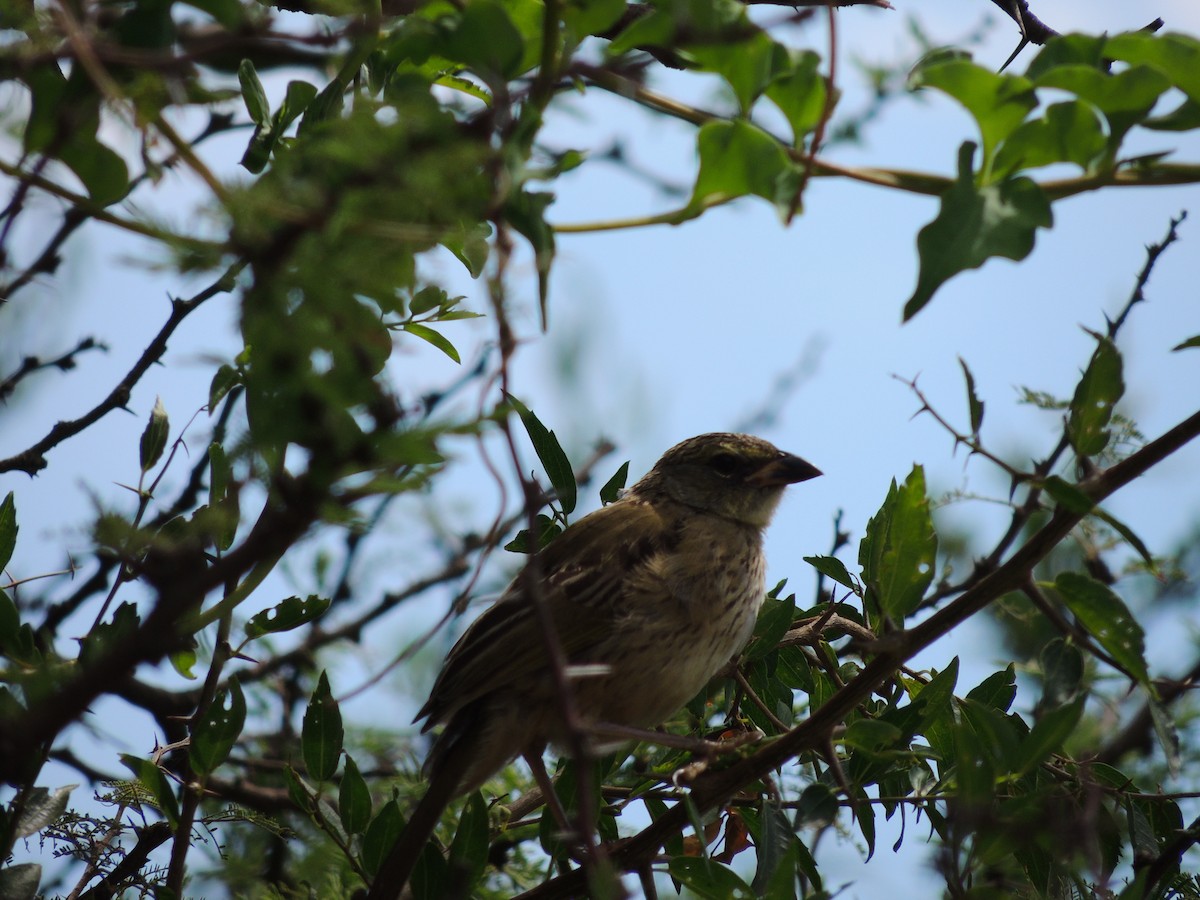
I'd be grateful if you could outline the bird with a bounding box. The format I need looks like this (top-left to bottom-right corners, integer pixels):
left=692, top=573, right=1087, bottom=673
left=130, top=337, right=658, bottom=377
left=366, top=432, right=821, bottom=898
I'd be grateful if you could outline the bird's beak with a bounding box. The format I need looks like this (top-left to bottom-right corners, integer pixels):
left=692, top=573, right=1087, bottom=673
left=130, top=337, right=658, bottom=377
left=746, top=453, right=822, bottom=487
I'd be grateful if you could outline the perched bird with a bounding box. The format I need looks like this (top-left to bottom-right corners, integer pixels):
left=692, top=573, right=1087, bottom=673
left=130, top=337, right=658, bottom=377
left=367, top=433, right=820, bottom=898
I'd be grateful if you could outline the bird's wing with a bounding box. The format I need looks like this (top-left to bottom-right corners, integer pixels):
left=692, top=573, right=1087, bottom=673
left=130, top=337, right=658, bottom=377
left=416, top=498, right=673, bottom=727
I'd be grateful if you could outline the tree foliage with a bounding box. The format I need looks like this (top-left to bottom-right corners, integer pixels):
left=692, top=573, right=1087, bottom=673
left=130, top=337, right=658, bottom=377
left=2, top=0, right=1200, bottom=897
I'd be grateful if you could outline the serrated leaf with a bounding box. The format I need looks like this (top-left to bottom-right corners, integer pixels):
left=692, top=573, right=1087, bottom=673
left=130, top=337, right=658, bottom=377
left=361, top=799, right=403, bottom=876
left=905, top=142, right=1052, bottom=320
left=958, top=357, right=985, bottom=435
left=599, top=461, right=629, bottom=505
left=402, top=322, right=461, bottom=363
left=339, top=755, right=372, bottom=835
left=507, top=395, right=577, bottom=515
left=0, top=492, right=17, bottom=570
left=803, top=554, right=859, bottom=593
left=190, top=678, right=247, bottom=776
left=245, top=595, right=331, bottom=639
left=302, top=671, right=343, bottom=782
left=238, top=58, right=270, bottom=125
left=1068, top=333, right=1124, bottom=456
left=139, top=397, right=170, bottom=473
left=1053, top=572, right=1148, bottom=685
left=858, top=466, right=938, bottom=623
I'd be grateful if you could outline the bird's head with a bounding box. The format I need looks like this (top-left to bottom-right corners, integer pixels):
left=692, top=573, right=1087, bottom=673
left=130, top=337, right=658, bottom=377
left=635, top=433, right=821, bottom=528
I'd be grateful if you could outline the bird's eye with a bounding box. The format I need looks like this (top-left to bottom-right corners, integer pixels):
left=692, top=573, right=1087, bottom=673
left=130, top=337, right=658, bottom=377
left=710, top=452, right=740, bottom=476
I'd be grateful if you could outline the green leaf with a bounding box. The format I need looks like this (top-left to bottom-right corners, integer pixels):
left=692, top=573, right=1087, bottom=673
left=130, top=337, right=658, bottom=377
left=410, top=285, right=447, bottom=315
left=764, top=50, right=827, bottom=146
left=1103, top=32, right=1200, bottom=106
left=448, top=791, right=489, bottom=887
left=691, top=32, right=791, bottom=114
left=1094, top=508, right=1155, bottom=569
left=120, top=755, right=179, bottom=827
left=276, top=80, right=318, bottom=131
left=1016, top=696, right=1085, bottom=775
left=599, top=461, right=629, bottom=505
left=1148, top=695, right=1181, bottom=776
left=402, top=322, right=461, bottom=363
left=1042, top=475, right=1095, bottom=515
left=61, top=138, right=130, bottom=206
left=858, top=465, right=938, bottom=623
left=842, top=719, right=904, bottom=753
left=361, top=798, right=404, bottom=876
left=504, top=514, right=562, bottom=553
left=1032, top=63, right=1169, bottom=156
left=1038, top=638, right=1084, bottom=711
left=0, top=863, right=40, bottom=900
left=1067, top=333, right=1124, bottom=457
left=669, top=857, right=756, bottom=899
left=245, top=595, right=331, bottom=639
left=562, top=0, right=625, bottom=40
left=190, top=678, right=247, bottom=775
left=745, top=593, right=795, bottom=660
left=690, top=120, right=792, bottom=212
left=508, top=395, right=577, bottom=514
left=958, top=357, right=985, bottom=436
left=13, top=784, right=76, bottom=838
left=804, top=555, right=859, bottom=593
left=966, top=665, right=1016, bottom=712
left=905, top=142, right=1052, bottom=320
left=0, top=492, right=17, bottom=570
left=338, top=755, right=372, bottom=835
left=169, top=640, right=198, bottom=680
left=302, top=671, right=344, bottom=781
left=1053, top=572, right=1149, bottom=685
left=208, top=364, right=241, bottom=412
left=442, top=221, right=492, bottom=278
left=1172, top=335, right=1200, bottom=351
left=238, top=58, right=271, bottom=125
left=443, top=0, right=525, bottom=80
left=0, top=590, right=39, bottom=666
left=297, top=79, right=345, bottom=136
left=908, top=55, right=1036, bottom=171
left=503, top=189, right=555, bottom=321
left=992, top=100, right=1106, bottom=174
left=139, top=396, right=170, bottom=473
left=794, top=783, right=839, bottom=828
